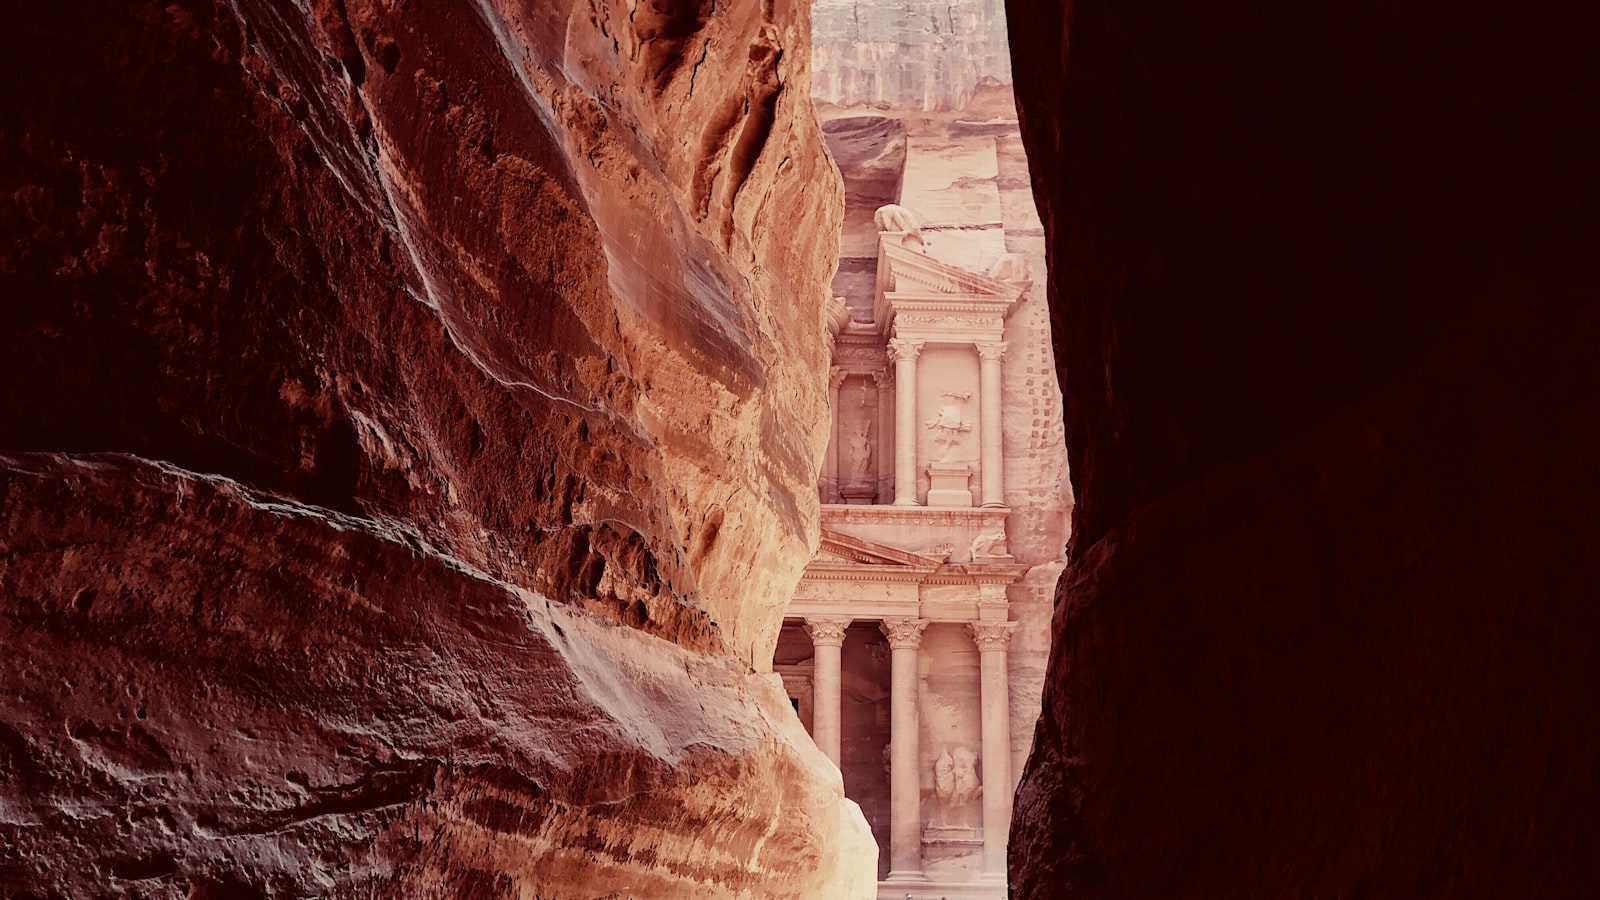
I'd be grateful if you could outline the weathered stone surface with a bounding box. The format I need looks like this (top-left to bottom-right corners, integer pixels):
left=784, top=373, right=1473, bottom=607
left=1, top=453, right=875, bottom=896
left=1006, top=1, right=1600, bottom=896
left=812, top=0, right=1013, bottom=111
left=1, top=0, right=874, bottom=894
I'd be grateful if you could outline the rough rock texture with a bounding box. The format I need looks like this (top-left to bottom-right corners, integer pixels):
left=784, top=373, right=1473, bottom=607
left=1007, top=1, right=1600, bottom=896
left=812, top=0, right=1013, bottom=110
left=1, top=0, right=876, bottom=895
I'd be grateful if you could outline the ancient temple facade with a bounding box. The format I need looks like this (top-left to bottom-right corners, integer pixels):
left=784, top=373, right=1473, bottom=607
left=773, top=80, right=1071, bottom=899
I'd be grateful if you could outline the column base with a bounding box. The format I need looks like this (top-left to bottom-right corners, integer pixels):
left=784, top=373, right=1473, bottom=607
left=892, top=497, right=920, bottom=507
left=979, top=500, right=1007, bottom=509
left=884, top=870, right=929, bottom=883
left=976, top=871, right=1008, bottom=884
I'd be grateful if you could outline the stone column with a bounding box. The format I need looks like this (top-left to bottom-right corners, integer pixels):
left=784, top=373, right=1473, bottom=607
left=873, top=369, right=894, bottom=504
left=887, top=339, right=923, bottom=506
left=824, top=367, right=846, bottom=503
left=969, top=620, right=1018, bottom=881
left=976, top=341, right=1008, bottom=508
left=803, top=616, right=851, bottom=767
left=881, top=617, right=929, bottom=882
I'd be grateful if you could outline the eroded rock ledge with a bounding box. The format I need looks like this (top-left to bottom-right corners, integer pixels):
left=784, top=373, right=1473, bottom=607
left=2, top=453, right=873, bottom=896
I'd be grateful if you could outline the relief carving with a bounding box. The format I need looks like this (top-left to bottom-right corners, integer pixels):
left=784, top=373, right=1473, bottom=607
left=935, top=746, right=981, bottom=807
left=968, top=528, right=1009, bottom=559
left=925, top=391, right=973, bottom=463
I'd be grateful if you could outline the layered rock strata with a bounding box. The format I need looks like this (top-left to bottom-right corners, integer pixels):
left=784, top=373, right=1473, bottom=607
left=1006, top=1, right=1600, bottom=896
left=1, top=0, right=874, bottom=894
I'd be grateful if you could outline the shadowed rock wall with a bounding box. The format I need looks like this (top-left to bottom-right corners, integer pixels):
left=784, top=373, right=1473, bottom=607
left=1006, top=1, right=1600, bottom=896
left=0, top=0, right=876, bottom=895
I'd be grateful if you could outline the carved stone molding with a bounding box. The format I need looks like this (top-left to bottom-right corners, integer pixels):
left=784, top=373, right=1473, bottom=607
left=834, top=345, right=885, bottom=361
left=820, top=505, right=1007, bottom=527
left=804, top=616, right=852, bottom=647
left=897, top=314, right=1002, bottom=330
left=880, top=617, right=929, bottom=649
left=967, top=621, right=1018, bottom=652
left=976, top=340, right=1009, bottom=362
left=887, top=338, right=924, bottom=363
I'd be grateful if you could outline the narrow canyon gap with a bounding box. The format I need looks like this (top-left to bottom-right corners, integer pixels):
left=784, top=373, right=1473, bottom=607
left=1004, top=1, right=1600, bottom=896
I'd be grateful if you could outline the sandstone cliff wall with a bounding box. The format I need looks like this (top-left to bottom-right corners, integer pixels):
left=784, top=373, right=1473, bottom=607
left=1, top=0, right=875, bottom=894
left=1006, top=1, right=1600, bottom=895
left=812, top=0, right=1013, bottom=111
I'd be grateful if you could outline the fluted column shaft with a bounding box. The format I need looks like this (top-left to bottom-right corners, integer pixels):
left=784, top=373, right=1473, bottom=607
left=824, top=367, right=845, bottom=502
left=888, top=339, right=923, bottom=506
left=970, top=620, right=1017, bottom=880
left=804, top=617, right=851, bottom=767
left=976, top=341, right=1007, bottom=508
left=882, top=617, right=928, bottom=881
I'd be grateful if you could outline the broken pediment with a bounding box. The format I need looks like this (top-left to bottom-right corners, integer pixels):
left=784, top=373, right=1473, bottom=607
left=814, top=529, right=947, bottom=568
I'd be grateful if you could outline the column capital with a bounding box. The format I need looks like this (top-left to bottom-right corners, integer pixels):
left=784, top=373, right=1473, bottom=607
left=804, top=616, right=852, bottom=647
left=887, top=338, right=924, bottom=363
left=880, top=617, right=929, bottom=649
left=967, top=620, right=1018, bottom=652
left=975, top=340, right=1009, bottom=362
left=828, top=366, right=848, bottom=390
left=872, top=369, right=893, bottom=388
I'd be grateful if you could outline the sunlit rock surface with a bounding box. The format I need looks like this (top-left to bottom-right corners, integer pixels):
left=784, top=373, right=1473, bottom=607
left=1006, top=1, right=1600, bottom=896
left=0, top=0, right=874, bottom=894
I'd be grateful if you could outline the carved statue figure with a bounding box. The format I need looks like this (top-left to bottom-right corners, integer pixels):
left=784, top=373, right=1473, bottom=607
left=874, top=204, right=925, bottom=246
left=985, top=252, right=1030, bottom=283
left=969, top=529, right=1009, bottom=559
left=924, top=391, right=972, bottom=463
left=935, top=747, right=981, bottom=807
left=847, top=414, right=873, bottom=488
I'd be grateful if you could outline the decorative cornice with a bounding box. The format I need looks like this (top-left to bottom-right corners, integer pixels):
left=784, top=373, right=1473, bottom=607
left=976, top=341, right=1009, bottom=362
left=804, top=616, right=852, bottom=646
left=887, top=338, right=924, bottom=363
left=881, top=617, right=929, bottom=649
left=967, top=620, right=1018, bottom=652
left=821, top=504, right=1008, bottom=527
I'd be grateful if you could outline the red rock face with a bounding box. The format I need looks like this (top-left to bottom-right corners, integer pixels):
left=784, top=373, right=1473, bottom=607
left=2, top=0, right=875, bottom=895
left=1005, top=1, right=1600, bottom=896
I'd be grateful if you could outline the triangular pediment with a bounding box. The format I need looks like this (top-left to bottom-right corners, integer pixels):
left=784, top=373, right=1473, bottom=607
left=813, top=529, right=945, bottom=568
left=879, top=239, right=1027, bottom=300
